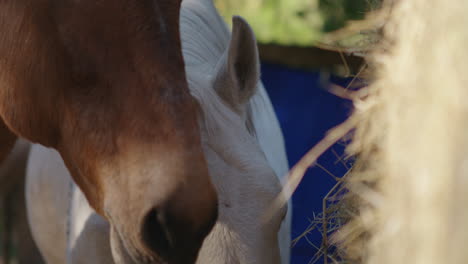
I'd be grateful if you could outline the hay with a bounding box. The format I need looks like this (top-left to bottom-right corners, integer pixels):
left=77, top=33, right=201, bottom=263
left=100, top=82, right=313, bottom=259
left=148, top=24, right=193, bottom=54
left=275, top=1, right=468, bottom=261
left=334, top=0, right=468, bottom=263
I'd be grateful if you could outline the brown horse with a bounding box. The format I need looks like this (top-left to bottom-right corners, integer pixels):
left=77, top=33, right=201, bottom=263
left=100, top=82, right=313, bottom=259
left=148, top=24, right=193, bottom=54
left=0, top=0, right=217, bottom=263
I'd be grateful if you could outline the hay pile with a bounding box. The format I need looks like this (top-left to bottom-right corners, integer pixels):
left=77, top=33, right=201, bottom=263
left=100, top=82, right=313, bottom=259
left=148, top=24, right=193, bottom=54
left=334, top=0, right=468, bottom=263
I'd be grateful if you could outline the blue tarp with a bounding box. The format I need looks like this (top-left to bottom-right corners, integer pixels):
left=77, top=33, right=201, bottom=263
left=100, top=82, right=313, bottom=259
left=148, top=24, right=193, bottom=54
left=261, top=63, right=354, bottom=264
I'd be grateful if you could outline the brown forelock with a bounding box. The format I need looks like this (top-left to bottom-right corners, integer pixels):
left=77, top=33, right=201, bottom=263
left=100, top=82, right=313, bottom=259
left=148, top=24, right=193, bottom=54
left=50, top=0, right=201, bottom=214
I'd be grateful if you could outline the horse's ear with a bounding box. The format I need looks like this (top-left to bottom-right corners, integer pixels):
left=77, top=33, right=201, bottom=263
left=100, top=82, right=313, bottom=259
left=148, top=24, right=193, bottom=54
left=214, top=16, right=260, bottom=110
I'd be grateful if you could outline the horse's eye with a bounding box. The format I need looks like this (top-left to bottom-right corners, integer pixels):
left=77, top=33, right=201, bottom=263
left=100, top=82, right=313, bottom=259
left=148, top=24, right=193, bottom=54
left=72, top=69, right=99, bottom=88
left=276, top=205, right=288, bottom=231
left=281, top=206, right=287, bottom=222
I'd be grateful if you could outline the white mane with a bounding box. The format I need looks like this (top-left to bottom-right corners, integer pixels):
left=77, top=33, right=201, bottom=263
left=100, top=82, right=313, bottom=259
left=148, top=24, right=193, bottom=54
left=181, top=0, right=230, bottom=72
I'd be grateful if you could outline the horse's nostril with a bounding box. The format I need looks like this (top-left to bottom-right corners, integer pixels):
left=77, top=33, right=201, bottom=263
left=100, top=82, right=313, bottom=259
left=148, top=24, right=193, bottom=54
left=139, top=187, right=218, bottom=263
left=141, top=207, right=172, bottom=259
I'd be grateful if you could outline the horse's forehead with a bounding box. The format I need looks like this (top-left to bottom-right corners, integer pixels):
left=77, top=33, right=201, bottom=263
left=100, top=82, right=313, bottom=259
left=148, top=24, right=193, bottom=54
left=56, top=0, right=191, bottom=98
left=61, top=0, right=182, bottom=44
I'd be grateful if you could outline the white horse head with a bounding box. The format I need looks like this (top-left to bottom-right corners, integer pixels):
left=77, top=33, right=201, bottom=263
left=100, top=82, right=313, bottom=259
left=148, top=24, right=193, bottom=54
left=181, top=0, right=291, bottom=263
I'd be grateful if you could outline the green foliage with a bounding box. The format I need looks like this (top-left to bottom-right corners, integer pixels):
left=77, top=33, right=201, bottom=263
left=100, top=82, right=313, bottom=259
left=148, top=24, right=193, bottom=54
left=214, top=0, right=382, bottom=46
left=214, top=0, right=324, bottom=46
left=319, top=0, right=382, bottom=32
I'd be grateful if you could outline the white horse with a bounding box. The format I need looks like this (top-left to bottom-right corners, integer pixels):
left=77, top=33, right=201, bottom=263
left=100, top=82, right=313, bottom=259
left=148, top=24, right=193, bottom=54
left=26, top=0, right=291, bottom=263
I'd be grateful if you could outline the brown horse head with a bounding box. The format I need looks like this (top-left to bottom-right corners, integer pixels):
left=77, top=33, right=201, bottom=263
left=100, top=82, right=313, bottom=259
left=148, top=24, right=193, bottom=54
left=0, top=0, right=217, bottom=262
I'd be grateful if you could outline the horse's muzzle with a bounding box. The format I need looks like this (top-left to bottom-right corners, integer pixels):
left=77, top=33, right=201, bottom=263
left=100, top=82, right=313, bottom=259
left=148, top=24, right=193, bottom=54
left=109, top=187, right=218, bottom=264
